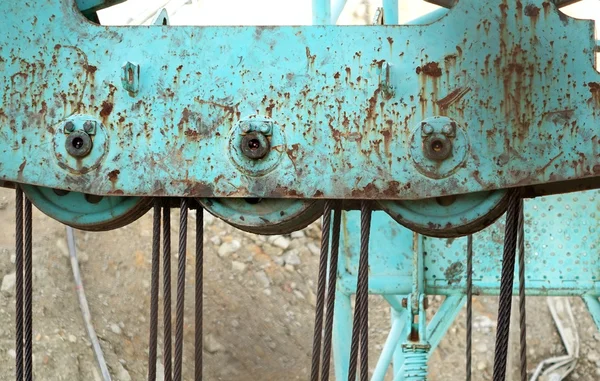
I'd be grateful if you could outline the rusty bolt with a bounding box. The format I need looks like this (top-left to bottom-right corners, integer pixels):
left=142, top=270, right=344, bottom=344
left=64, top=121, right=75, bottom=134
left=241, top=131, right=270, bottom=160
left=401, top=298, right=408, bottom=308
left=65, top=131, right=93, bottom=158
left=421, top=123, right=434, bottom=136
left=423, top=297, right=429, bottom=310
left=424, top=135, right=452, bottom=161
left=83, top=121, right=96, bottom=135
left=442, top=122, right=456, bottom=137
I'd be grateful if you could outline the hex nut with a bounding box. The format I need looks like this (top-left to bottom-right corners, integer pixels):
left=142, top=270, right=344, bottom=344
left=241, top=131, right=270, bottom=160
left=423, top=135, right=453, bottom=161
left=65, top=131, right=93, bottom=158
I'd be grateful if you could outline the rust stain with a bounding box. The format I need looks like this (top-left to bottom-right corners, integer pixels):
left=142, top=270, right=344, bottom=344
left=436, top=87, right=472, bottom=109
left=416, top=62, right=442, bottom=77
left=107, top=169, right=120, bottom=182
left=524, top=4, right=540, bottom=17
left=99, top=100, right=113, bottom=119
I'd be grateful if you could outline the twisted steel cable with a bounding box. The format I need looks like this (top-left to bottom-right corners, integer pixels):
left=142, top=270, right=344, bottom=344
left=23, top=198, right=33, bottom=381
left=492, top=190, right=521, bottom=381
left=358, top=201, right=371, bottom=381
left=310, top=201, right=333, bottom=381
left=15, top=188, right=24, bottom=381
left=320, top=203, right=341, bottom=381
left=348, top=201, right=372, bottom=381
left=162, top=205, right=173, bottom=381
left=174, top=198, right=189, bottom=381
left=517, top=200, right=527, bottom=381
left=195, top=207, right=203, bottom=381
left=466, top=235, right=473, bottom=381
left=148, top=201, right=161, bottom=381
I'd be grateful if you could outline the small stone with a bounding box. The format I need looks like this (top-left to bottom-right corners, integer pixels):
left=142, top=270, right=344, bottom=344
left=204, top=334, right=226, bottom=353
left=284, top=264, right=295, bottom=272
left=476, top=361, right=487, bottom=371
left=55, top=239, right=69, bottom=257
left=116, top=362, right=131, bottom=381
left=270, top=236, right=290, bottom=250
left=283, top=250, right=301, bottom=266
left=263, top=289, right=272, bottom=296
left=293, top=290, right=305, bottom=300
left=254, top=271, right=271, bottom=288
left=231, top=320, right=240, bottom=328
left=8, top=349, right=16, bottom=359
left=218, top=241, right=241, bottom=257
left=307, top=243, right=320, bottom=256
left=1, top=273, right=16, bottom=296
left=68, top=334, right=77, bottom=343
left=156, top=361, right=165, bottom=381
left=594, top=332, right=600, bottom=341
left=110, top=323, right=122, bottom=335
left=77, top=251, right=89, bottom=263
left=587, top=350, right=600, bottom=363
left=475, top=342, right=487, bottom=353
left=231, top=261, right=247, bottom=272
left=268, top=341, right=277, bottom=349
left=291, top=231, right=305, bottom=239
left=209, top=236, right=221, bottom=246
left=10, top=254, right=15, bottom=264
left=307, top=289, right=317, bottom=307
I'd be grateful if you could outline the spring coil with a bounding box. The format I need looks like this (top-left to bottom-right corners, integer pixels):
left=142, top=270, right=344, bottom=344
left=403, top=349, right=428, bottom=381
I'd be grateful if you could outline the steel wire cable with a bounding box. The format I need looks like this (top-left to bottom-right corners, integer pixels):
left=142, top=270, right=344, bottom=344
left=517, top=200, right=527, bottom=381
left=174, top=198, right=189, bottom=381
left=466, top=235, right=473, bottom=381
left=163, top=205, right=173, bottom=381
left=358, top=201, right=371, bottom=381
left=320, top=203, right=341, bottom=381
left=15, top=188, right=24, bottom=381
left=23, top=198, right=33, bottom=381
left=348, top=201, right=372, bottom=381
left=148, top=201, right=161, bottom=381
left=195, top=206, right=203, bottom=381
left=310, top=201, right=333, bottom=381
left=492, top=190, right=521, bottom=381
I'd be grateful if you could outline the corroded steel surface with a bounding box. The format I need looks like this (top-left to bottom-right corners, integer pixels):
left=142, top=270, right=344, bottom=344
left=0, top=0, right=599, bottom=199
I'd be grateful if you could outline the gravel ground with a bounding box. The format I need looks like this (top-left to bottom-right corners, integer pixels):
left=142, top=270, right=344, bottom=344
left=0, top=188, right=598, bottom=380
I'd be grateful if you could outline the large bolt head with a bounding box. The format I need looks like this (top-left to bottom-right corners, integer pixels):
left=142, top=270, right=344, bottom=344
left=241, top=131, right=270, bottom=160
left=423, top=135, right=453, bottom=161
left=65, top=131, right=93, bottom=158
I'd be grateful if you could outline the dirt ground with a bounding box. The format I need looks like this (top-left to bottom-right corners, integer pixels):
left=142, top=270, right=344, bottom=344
left=0, top=187, right=598, bottom=380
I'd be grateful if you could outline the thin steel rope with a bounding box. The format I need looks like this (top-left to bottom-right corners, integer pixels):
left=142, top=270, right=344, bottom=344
left=466, top=235, right=473, bottom=381
left=492, top=190, right=520, bottom=381
left=517, top=200, right=527, bottom=381
left=15, top=188, right=24, bottom=381
left=23, top=198, right=33, bottom=381
left=358, top=201, right=371, bottom=381
left=148, top=201, right=161, bottom=381
left=195, top=206, right=203, bottom=381
left=320, top=204, right=341, bottom=381
left=174, top=198, right=188, bottom=381
left=310, top=201, right=333, bottom=381
left=162, top=205, right=173, bottom=381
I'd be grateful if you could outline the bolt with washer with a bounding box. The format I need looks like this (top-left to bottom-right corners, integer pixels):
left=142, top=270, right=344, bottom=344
left=421, top=122, right=434, bottom=136
left=64, top=121, right=75, bottom=134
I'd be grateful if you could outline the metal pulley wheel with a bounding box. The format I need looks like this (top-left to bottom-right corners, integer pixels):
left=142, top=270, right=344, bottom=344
left=21, top=185, right=152, bottom=231
left=198, top=198, right=324, bottom=235
left=378, top=190, right=509, bottom=238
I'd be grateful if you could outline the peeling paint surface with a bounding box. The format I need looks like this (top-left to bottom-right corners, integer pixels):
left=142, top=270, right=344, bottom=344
left=0, top=0, right=599, bottom=199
